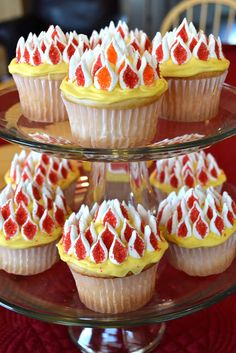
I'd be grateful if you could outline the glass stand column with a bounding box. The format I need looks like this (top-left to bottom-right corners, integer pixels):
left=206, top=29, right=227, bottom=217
left=84, top=161, right=157, bottom=213
left=68, top=324, right=166, bottom=353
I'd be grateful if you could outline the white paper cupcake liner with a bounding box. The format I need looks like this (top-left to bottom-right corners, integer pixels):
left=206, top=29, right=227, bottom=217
left=13, top=74, right=68, bottom=123
left=0, top=240, right=59, bottom=275
left=167, top=234, right=236, bottom=276
left=69, top=263, right=158, bottom=313
left=62, top=95, right=162, bottom=148
left=161, top=71, right=227, bottom=122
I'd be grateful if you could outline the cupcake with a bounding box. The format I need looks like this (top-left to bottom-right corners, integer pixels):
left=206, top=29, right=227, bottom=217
left=150, top=151, right=226, bottom=202
left=61, top=21, right=168, bottom=148
left=0, top=180, right=69, bottom=275
left=8, top=25, right=89, bottom=122
left=152, top=18, right=229, bottom=122
left=57, top=199, right=168, bottom=313
left=157, top=186, right=236, bottom=276
left=4, top=150, right=79, bottom=209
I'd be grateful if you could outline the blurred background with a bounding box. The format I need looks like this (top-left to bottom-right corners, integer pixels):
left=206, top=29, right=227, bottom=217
left=0, top=0, right=235, bottom=80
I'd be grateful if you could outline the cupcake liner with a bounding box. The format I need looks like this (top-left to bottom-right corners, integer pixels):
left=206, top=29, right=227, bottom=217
left=13, top=74, right=68, bottom=123
left=69, top=263, right=158, bottom=313
left=167, top=234, right=236, bottom=276
left=0, top=240, right=59, bottom=275
left=161, top=71, right=227, bottom=122
left=63, top=181, right=77, bottom=210
left=62, top=95, right=162, bottom=148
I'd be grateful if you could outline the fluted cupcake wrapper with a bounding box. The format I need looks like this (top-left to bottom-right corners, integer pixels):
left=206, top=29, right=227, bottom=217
left=167, top=234, right=236, bottom=276
left=62, top=95, right=162, bottom=148
left=13, top=74, right=68, bottom=123
left=0, top=240, right=59, bottom=275
left=69, top=263, right=158, bottom=313
left=161, top=71, right=227, bottom=122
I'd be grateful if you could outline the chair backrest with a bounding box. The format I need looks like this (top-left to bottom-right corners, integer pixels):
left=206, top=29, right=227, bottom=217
left=161, top=0, right=236, bottom=40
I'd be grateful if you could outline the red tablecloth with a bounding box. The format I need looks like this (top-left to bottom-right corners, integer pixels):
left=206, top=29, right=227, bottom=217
left=1, top=45, right=236, bottom=353
left=0, top=293, right=236, bottom=353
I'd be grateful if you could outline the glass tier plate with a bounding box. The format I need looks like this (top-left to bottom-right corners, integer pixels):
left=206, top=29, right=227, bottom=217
left=1, top=235, right=236, bottom=327
left=0, top=84, right=236, bottom=161
left=0, top=178, right=236, bottom=327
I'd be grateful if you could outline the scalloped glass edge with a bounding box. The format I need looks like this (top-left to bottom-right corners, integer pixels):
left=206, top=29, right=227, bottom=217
left=0, top=284, right=236, bottom=327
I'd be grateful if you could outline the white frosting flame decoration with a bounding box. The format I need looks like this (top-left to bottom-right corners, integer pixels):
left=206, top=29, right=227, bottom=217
left=8, top=150, right=75, bottom=188
left=62, top=199, right=164, bottom=264
left=0, top=177, right=67, bottom=240
left=157, top=185, right=236, bottom=240
left=94, top=61, right=118, bottom=91
left=67, top=28, right=158, bottom=91
left=152, top=33, right=169, bottom=63
left=14, top=25, right=88, bottom=66
left=171, top=37, right=191, bottom=64
left=139, top=54, right=156, bottom=86
left=153, top=151, right=223, bottom=188
left=119, top=60, right=140, bottom=89
left=75, top=60, right=92, bottom=87
left=152, top=18, right=226, bottom=64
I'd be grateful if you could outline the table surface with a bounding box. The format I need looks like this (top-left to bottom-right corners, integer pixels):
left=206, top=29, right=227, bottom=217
left=1, top=45, right=236, bottom=353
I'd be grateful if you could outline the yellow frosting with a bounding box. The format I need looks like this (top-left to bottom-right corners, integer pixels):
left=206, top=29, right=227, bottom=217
left=57, top=239, right=168, bottom=277
left=150, top=170, right=226, bottom=194
left=60, top=77, right=168, bottom=108
left=0, top=204, right=62, bottom=249
left=164, top=220, right=236, bottom=249
left=160, top=57, right=229, bottom=78
left=0, top=228, right=62, bottom=249
left=8, top=58, right=68, bottom=78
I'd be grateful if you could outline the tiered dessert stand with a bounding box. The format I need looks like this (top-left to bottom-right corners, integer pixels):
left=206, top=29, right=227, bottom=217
left=0, top=83, right=236, bottom=353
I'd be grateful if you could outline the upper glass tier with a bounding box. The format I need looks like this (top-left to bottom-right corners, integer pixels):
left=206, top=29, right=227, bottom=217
left=0, top=84, right=236, bottom=161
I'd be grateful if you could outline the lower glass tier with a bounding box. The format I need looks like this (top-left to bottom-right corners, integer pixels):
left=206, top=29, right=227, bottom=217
left=1, top=248, right=236, bottom=327
left=0, top=149, right=236, bottom=328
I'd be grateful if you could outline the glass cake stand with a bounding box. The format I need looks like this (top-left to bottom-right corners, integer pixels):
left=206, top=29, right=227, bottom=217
left=0, top=84, right=236, bottom=352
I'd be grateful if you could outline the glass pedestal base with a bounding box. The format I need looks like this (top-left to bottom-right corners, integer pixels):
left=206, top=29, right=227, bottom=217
left=84, top=162, right=157, bottom=212
left=68, top=324, right=166, bottom=353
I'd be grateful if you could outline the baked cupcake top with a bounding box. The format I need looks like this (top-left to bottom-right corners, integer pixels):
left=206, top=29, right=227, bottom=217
left=60, top=30, right=168, bottom=108
left=152, top=18, right=229, bottom=77
left=157, top=186, right=236, bottom=248
left=0, top=180, right=69, bottom=249
left=5, top=150, right=79, bottom=190
left=150, top=151, right=226, bottom=193
left=8, top=25, right=89, bottom=77
left=57, top=199, right=168, bottom=277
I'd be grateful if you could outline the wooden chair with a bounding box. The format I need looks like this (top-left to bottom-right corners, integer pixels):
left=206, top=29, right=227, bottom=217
left=160, top=0, right=236, bottom=39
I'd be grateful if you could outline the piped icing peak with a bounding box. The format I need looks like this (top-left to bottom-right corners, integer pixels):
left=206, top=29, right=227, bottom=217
left=152, top=18, right=229, bottom=77
left=157, top=185, right=236, bottom=248
left=58, top=200, right=168, bottom=277
left=12, top=25, right=89, bottom=67
left=66, top=44, right=160, bottom=92
left=90, top=20, right=152, bottom=54
left=153, top=19, right=224, bottom=64
left=150, top=151, right=226, bottom=193
left=6, top=150, right=79, bottom=190
left=0, top=180, right=69, bottom=248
